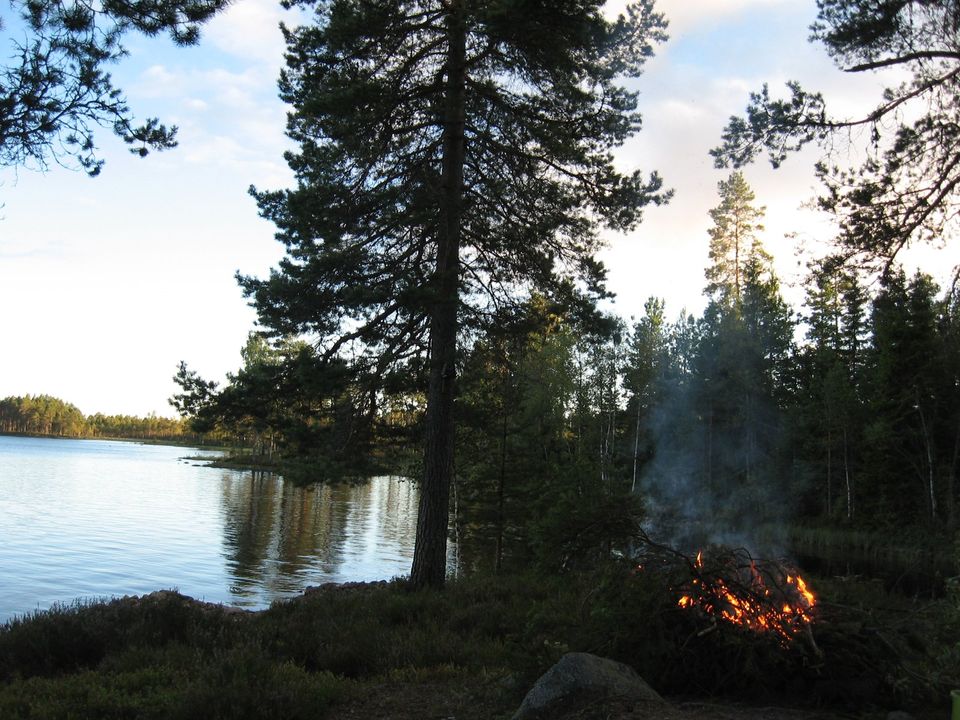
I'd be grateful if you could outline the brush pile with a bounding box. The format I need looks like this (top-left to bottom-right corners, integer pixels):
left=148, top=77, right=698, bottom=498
left=630, top=532, right=953, bottom=706
left=674, top=547, right=820, bottom=652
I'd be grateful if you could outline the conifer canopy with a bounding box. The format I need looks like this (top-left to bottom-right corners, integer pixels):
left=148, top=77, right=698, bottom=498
left=243, top=0, right=670, bottom=587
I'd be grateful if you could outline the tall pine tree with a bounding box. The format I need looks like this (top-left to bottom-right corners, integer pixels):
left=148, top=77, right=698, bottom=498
left=241, top=0, right=669, bottom=587
left=696, top=172, right=793, bottom=527
left=704, top=171, right=765, bottom=305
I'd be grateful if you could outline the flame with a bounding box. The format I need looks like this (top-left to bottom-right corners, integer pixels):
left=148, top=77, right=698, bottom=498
left=676, top=549, right=817, bottom=644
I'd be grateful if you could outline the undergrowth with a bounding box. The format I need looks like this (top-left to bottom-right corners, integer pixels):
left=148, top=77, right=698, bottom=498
left=0, top=565, right=956, bottom=719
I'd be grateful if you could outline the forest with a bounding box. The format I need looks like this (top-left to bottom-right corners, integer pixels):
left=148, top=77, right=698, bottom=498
left=0, top=394, right=198, bottom=442
left=3, top=0, right=960, bottom=718
left=174, top=169, right=960, bottom=561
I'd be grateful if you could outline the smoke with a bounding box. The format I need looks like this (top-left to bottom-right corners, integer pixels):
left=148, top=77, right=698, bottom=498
left=635, top=354, right=791, bottom=559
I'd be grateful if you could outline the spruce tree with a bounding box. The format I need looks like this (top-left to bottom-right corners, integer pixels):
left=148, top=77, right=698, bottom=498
left=866, top=270, right=946, bottom=524
left=241, top=0, right=669, bottom=587
left=799, top=261, right=866, bottom=519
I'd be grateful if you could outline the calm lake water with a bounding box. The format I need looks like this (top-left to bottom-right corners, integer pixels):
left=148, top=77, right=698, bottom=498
left=0, top=436, right=428, bottom=623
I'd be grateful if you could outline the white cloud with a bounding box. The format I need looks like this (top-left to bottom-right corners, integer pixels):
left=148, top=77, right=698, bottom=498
left=657, top=0, right=796, bottom=34
left=205, top=0, right=291, bottom=65
left=125, top=59, right=290, bottom=181
left=658, top=97, right=709, bottom=122
left=138, top=64, right=183, bottom=97
left=607, top=0, right=797, bottom=36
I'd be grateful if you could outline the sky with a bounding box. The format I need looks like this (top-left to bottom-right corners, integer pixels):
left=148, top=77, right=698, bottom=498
left=0, top=0, right=955, bottom=417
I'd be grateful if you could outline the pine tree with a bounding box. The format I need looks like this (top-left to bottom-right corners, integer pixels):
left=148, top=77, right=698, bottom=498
left=241, top=0, right=669, bottom=587
left=2, top=0, right=230, bottom=174
left=625, top=297, right=669, bottom=492
left=704, top=172, right=765, bottom=305
left=695, top=173, right=793, bottom=526
left=714, top=0, right=960, bottom=267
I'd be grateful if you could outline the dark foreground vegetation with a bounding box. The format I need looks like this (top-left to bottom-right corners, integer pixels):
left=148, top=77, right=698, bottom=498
left=1, top=564, right=958, bottom=720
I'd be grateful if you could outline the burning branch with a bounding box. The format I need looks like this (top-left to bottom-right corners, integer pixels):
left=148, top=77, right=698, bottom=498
left=635, top=535, right=823, bottom=657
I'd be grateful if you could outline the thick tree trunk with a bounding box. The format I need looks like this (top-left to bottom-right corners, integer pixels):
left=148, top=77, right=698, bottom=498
left=410, top=3, right=466, bottom=590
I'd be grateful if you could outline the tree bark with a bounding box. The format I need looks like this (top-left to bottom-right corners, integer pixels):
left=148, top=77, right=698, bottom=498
left=631, top=398, right=641, bottom=493
left=410, top=2, right=466, bottom=590
left=843, top=425, right=853, bottom=521
left=495, top=407, right=507, bottom=572
left=826, top=424, right=832, bottom=518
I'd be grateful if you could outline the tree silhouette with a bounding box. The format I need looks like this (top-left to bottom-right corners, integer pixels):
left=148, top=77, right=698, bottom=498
left=242, top=0, right=670, bottom=587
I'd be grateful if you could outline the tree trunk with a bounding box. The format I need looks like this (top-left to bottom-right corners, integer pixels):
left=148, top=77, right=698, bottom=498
left=631, top=399, right=641, bottom=493
left=947, top=419, right=959, bottom=531
left=915, top=393, right=937, bottom=523
left=410, top=3, right=466, bottom=590
left=706, top=406, right=713, bottom=494
left=843, top=425, right=853, bottom=521
left=495, top=408, right=507, bottom=572
left=734, top=225, right=740, bottom=301
left=826, top=424, right=833, bottom=518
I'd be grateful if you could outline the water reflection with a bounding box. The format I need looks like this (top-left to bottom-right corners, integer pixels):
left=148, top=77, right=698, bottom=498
left=0, top=436, right=459, bottom=621
left=217, top=473, right=423, bottom=607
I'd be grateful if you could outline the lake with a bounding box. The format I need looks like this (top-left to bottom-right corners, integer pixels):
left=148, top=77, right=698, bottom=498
left=0, top=435, right=433, bottom=623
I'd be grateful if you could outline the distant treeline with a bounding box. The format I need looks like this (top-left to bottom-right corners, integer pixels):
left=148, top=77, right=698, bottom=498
left=0, top=394, right=198, bottom=442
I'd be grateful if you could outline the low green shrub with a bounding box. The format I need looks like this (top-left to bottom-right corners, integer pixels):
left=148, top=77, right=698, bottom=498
left=0, top=592, right=244, bottom=682
left=1, top=565, right=955, bottom=717
left=175, top=648, right=348, bottom=720
left=0, top=666, right=184, bottom=720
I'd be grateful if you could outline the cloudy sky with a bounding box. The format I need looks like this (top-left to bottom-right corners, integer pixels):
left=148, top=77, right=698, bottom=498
left=0, top=0, right=946, bottom=417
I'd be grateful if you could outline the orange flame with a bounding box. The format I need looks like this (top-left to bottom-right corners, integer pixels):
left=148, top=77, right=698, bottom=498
left=676, top=550, right=817, bottom=644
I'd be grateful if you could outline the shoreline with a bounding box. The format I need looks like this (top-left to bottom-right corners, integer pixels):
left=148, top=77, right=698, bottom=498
left=0, top=430, right=222, bottom=450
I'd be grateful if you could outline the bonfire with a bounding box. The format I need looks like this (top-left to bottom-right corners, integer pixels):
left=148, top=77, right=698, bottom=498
left=673, top=546, right=822, bottom=655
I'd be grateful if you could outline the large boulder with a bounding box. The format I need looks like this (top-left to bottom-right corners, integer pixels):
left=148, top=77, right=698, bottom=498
left=513, top=652, right=665, bottom=720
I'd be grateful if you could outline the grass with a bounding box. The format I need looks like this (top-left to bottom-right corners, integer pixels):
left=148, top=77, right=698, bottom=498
left=1, top=566, right=957, bottom=719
